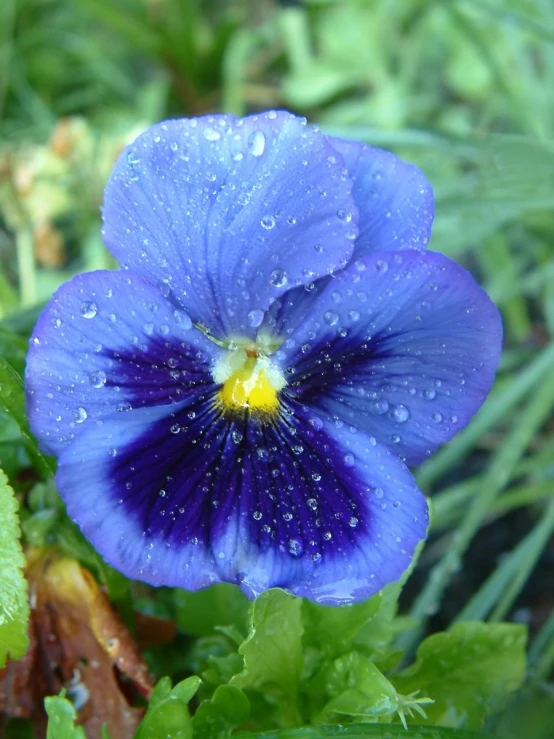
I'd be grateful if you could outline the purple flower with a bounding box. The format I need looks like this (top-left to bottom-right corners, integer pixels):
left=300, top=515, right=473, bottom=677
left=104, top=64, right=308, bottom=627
left=25, top=111, right=502, bottom=604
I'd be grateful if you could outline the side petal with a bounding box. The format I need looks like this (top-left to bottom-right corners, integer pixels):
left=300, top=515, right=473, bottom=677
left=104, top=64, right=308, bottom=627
left=55, top=397, right=428, bottom=605
left=102, top=112, right=358, bottom=341
left=25, top=270, right=221, bottom=456
left=275, top=249, right=502, bottom=466
left=329, top=137, right=434, bottom=259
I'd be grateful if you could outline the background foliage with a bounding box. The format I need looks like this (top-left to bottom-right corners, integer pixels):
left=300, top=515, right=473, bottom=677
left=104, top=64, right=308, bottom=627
left=0, top=0, right=553, bottom=737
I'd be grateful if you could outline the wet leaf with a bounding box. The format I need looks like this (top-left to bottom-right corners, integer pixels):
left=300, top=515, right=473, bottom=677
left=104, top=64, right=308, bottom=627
left=232, top=589, right=304, bottom=726
left=0, top=466, right=29, bottom=667
left=392, top=622, right=527, bottom=729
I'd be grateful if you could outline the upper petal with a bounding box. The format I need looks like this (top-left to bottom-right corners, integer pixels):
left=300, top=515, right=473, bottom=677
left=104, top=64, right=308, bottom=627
left=328, top=136, right=434, bottom=259
left=101, top=112, right=358, bottom=341
left=55, top=394, right=428, bottom=605
left=275, top=249, right=502, bottom=466
left=25, top=270, right=221, bottom=456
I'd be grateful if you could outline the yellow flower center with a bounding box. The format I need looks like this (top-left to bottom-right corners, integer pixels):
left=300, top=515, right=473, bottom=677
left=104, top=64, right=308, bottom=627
left=213, top=348, right=285, bottom=417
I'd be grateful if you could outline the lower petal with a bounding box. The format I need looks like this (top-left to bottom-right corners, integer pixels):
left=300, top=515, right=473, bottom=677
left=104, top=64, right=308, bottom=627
left=56, top=396, right=428, bottom=604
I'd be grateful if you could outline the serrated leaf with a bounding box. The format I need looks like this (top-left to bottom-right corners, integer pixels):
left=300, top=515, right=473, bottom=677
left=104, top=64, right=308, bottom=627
left=193, top=684, right=250, bottom=739
left=392, top=622, right=527, bottom=729
left=314, top=652, right=399, bottom=723
left=0, top=354, right=54, bottom=477
left=0, top=466, right=29, bottom=667
left=44, top=694, right=86, bottom=739
left=134, top=676, right=199, bottom=739
left=234, top=723, right=494, bottom=737
left=232, top=589, right=304, bottom=725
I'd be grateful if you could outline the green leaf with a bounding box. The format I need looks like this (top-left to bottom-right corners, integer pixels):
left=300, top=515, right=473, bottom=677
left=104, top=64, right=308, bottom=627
left=173, top=582, right=249, bottom=637
left=392, top=623, right=527, bottom=729
left=0, top=466, right=29, bottom=667
left=0, top=354, right=54, bottom=477
left=134, top=676, right=200, bottom=739
left=193, top=684, right=250, bottom=739
left=314, top=652, right=399, bottom=723
left=232, top=589, right=304, bottom=726
left=44, top=694, right=86, bottom=739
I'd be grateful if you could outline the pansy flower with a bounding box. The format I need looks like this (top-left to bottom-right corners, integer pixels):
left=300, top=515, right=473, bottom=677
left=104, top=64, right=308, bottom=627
left=25, top=112, right=502, bottom=604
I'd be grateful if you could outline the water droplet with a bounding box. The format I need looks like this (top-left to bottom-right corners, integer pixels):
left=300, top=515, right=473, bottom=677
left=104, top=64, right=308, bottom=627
left=374, top=487, right=384, bottom=499
left=247, top=130, right=266, bottom=156
left=260, top=215, right=276, bottom=230
left=337, top=209, right=353, bottom=222
left=247, top=309, right=264, bottom=328
left=74, top=407, right=87, bottom=423
left=424, top=388, right=436, bottom=400
left=269, top=269, right=287, bottom=287
left=80, top=301, right=97, bottom=319
left=203, top=127, right=221, bottom=141
left=288, top=538, right=302, bottom=556
left=253, top=511, right=262, bottom=520
left=324, top=311, right=339, bottom=326
left=343, top=453, right=355, bottom=467
left=392, top=405, right=410, bottom=423
left=170, top=424, right=180, bottom=434
left=143, top=322, right=154, bottom=335
left=349, top=517, right=358, bottom=528
left=232, top=430, right=243, bottom=444
left=348, top=310, right=360, bottom=322
left=375, top=260, right=388, bottom=273
left=433, top=412, right=443, bottom=423
left=89, top=370, right=107, bottom=388
left=371, top=400, right=389, bottom=415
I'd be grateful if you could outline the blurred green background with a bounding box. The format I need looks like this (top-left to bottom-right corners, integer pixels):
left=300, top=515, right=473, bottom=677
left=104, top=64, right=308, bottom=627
left=0, top=0, right=553, bottom=734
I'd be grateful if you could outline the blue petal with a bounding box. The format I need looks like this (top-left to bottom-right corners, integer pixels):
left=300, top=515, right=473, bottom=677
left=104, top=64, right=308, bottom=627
left=275, top=249, right=502, bottom=466
left=26, top=270, right=221, bottom=456
left=102, top=112, right=359, bottom=341
left=55, top=395, right=428, bottom=604
left=328, top=137, right=434, bottom=259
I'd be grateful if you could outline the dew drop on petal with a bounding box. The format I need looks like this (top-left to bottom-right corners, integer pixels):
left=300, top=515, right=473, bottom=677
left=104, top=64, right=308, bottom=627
left=391, top=405, right=410, bottom=423
left=203, top=127, right=221, bottom=141
left=247, top=130, right=266, bottom=156
left=374, top=487, right=384, bottom=499
left=74, top=407, right=87, bottom=423
left=343, top=453, right=355, bottom=467
left=80, top=301, right=97, bottom=319
left=424, top=388, right=436, bottom=400
left=269, top=269, right=287, bottom=287
left=232, top=430, right=243, bottom=444
left=89, top=370, right=107, bottom=388
left=289, top=538, right=303, bottom=557
left=324, top=311, right=339, bottom=326
left=260, top=215, right=276, bottom=230
left=433, top=412, right=443, bottom=423
left=247, top=309, right=264, bottom=328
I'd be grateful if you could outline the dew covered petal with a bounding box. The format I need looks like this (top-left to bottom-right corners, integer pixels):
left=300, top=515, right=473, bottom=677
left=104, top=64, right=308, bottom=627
left=25, top=270, right=221, bottom=456
left=275, top=249, right=502, bottom=466
left=55, top=394, right=428, bottom=604
left=102, top=112, right=358, bottom=341
left=328, top=137, right=434, bottom=259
